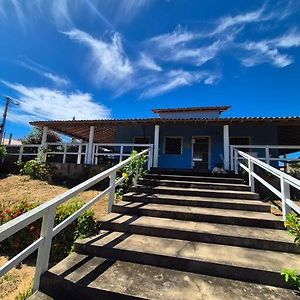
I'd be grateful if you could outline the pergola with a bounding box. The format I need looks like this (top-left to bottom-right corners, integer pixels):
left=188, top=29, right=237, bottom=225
left=30, top=116, right=300, bottom=169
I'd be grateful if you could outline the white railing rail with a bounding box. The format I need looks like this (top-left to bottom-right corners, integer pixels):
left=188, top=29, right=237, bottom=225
left=93, top=143, right=153, bottom=165
left=0, top=147, right=152, bottom=292
left=3, top=143, right=153, bottom=165
left=233, top=149, right=300, bottom=220
left=230, top=145, right=300, bottom=170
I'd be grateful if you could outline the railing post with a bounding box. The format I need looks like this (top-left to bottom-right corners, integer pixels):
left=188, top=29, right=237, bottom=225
left=147, top=147, right=152, bottom=171
left=280, top=176, right=292, bottom=220
left=77, top=140, right=82, bottom=164
left=33, top=207, right=56, bottom=292
left=230, top=146, right=234, bottom=171
left=234, top=149, right=239, bottom=175
left=108, top=171, right=116, bottom=213
left=265, top=146, right=270, bottom=165
left=153, top=125, right=159, bottom=168
left=119, top=145, right=124, bottom=163
left=87, top=126, right=95, bottom=164
left=62, top=144, right=67, bottom=163
left=18, top=145, right=24, bottom=162
left=223, top=125, right=230, bottom=170
left=248, top=158, right=255, bottom=192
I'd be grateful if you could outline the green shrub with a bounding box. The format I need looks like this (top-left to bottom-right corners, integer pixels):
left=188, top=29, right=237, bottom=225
left=0, top=145, right=7, bottom=158
left=15, top=284, right=33, bottom=300
left=284, top=213, right=300, bottom=246
left=281, top=213, right=300, bottom=291
left=18, top=159, right=52, bottom=182
left=0, top=200, right=97, bottom=264
left=116, top=150, right=147, bottom=197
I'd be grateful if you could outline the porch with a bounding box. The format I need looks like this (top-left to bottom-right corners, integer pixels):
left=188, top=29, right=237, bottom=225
left=3, top=115, right=300, bottom=172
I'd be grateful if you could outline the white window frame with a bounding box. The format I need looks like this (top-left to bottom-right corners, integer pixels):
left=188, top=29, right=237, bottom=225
left=164, top=136, right=183, bottom=155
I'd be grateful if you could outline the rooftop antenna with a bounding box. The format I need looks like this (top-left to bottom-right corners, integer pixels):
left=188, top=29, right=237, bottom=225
left=0, top=96, right=19, bottom=145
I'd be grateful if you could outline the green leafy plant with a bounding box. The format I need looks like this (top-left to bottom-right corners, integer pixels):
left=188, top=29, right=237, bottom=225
left=0, top=200, right=97, bottom=264
left=281, top=268, right=300, bottom=291
left=21, top=127, right=61, bottom=145
left=116, top=150, right=147, bottom=197
left=18, top=159, right=52, bottom=182
left=0, top=145, right=7, bottom=158
left=281, top=213, right=300, bottom=291
left=284, top=213, right=300, bottom=246
left=15, top=284, right=33, bottom=300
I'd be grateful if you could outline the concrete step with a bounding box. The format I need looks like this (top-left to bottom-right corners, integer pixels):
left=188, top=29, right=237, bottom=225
left=145, top=173, right=245, bottom=184
left=138, top=178, right=251, bottom=191
left=123, top=192, right=270, bottom=212
left=39, top=253, right=299, bottom=300
left=75, top=231, right=300, bottom=288
left=99, top=213, right=298, bottom=253
left=28, top=292, right=53, bottom=300
left=112, top=201, right=284, bottom=229
left=149, top=168, right=241, bottom=178
left=130, top=185, right=260, bottom=200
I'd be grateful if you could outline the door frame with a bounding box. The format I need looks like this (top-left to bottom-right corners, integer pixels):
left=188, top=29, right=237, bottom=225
left=191, top=136, right=211, bottom=169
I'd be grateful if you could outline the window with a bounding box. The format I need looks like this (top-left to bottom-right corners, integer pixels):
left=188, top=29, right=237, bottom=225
left=164, top=137, right=182, bottom=155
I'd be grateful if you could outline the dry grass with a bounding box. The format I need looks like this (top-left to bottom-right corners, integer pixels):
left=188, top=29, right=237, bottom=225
left=0, top=256, right=34, bottom=300
left=0, top=174, right=109, bottom=299
left=0, top=174, right=108, bottom=219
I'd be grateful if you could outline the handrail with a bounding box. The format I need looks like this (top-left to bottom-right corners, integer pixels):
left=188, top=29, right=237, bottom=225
left=0, top=147, right=152, bottom=292
left=233, top=149, right=300, bottom=220
left=230, top=144, right=300, bottom=171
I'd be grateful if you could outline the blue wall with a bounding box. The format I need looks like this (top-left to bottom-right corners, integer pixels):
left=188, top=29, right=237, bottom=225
left=114, top=123, right=279, bottom=169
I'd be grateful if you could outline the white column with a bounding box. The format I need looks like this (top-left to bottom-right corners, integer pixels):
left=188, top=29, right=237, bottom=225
left=153, top=125, right=160, bottom=168
left=77, top=139, right=83, bottom=164
left=223, top=125, right=230, bottom=170
left=87, top=126, right=94, bottom=164
left=41, top=127, right=48, bottom=148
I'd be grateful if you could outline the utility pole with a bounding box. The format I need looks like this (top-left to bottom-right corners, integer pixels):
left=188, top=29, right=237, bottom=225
left=0, top=96, right=19, bottom=145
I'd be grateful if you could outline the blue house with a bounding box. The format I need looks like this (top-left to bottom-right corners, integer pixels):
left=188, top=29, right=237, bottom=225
left=27, top=105, right=300, bottom=171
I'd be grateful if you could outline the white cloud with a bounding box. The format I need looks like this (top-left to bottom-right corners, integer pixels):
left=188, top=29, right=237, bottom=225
left=141, top=70, right=218, bottom=98
left=138, top=53, right=162, bottom=71
left=212, top=6, right=266, bottom=35
left=1, top=81, right=110, bottom=123
left=148, top=26, right=199, bottom=50
left=170, top=41, right=223, bottom=66
left=240, top=31, right=300, bottom=68
left=15, top=60, right=70, bottom=86
left=63, top=29, right=133, bottom=85
left=113, top=0, right=152, bottom=24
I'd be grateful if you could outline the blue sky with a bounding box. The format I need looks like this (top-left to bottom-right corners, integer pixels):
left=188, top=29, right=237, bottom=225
left=0, top=0, right=300, bottom=139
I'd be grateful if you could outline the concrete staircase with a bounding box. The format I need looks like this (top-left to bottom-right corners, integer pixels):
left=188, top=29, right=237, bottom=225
left=36, top=170, right=300, bottom=299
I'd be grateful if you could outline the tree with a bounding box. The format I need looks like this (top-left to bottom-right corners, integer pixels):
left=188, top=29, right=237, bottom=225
left=21, top=127, right=61, bottom=144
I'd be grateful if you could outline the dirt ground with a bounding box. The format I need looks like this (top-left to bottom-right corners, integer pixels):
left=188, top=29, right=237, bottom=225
left=0, top=174, right=109, bottom=299
left=0, top=175, right=108, bottom=219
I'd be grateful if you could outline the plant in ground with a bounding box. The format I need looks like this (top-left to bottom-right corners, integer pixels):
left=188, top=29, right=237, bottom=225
left=116, top=150, right=147, bottom=197
left=0, top=199, right=97, bottom=264
left=281, top=213, right=300, bottom=291
left=0, top=145, right=7, bottom=159
left=18, top=159, right=52, bottom=182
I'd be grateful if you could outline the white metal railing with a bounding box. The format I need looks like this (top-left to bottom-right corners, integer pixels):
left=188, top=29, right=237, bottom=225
left=230, top=145, right=300, bottom=171
left=4, top=143, right=153, bottom=165
left=0, top=147, right=152, bottom=292
left=93, top=143, right=154, bottom=165
left=233, top=149, right=300, bottom=220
